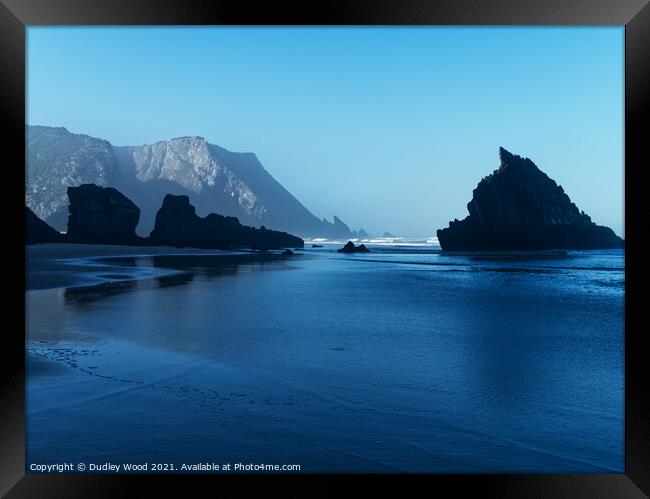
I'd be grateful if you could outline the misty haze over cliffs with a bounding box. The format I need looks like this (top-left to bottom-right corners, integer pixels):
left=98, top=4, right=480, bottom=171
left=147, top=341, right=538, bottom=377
left=26, top=125, right=364, bottom=238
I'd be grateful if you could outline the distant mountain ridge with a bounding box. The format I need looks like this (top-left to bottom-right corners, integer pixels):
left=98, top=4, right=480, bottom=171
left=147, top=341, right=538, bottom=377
left=26, top=125, right=365, bottom=238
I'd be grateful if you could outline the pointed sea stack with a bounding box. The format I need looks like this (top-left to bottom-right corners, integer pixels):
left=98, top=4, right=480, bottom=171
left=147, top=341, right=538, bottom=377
left=436, top=148, right=623, bottom=251
left=149, top=194, right=303, bottom=249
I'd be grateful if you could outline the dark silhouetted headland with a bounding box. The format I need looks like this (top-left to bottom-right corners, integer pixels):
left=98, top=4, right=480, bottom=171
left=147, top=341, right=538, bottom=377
left=26, top=206, right=64, bottom=244
left=27, top=183, right=303, bottom=250
left=436, top=148, right=624, bottom=251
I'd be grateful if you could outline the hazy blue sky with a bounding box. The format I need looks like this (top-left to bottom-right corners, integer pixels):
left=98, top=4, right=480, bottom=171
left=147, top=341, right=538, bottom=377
left=27, top=27, right=624, bottom=237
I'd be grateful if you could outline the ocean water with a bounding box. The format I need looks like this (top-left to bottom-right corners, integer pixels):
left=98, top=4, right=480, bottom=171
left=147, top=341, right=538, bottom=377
left=26, top=244, right=624, bottom=473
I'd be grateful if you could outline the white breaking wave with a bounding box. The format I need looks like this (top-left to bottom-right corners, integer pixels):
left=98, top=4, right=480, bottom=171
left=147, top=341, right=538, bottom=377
left=305, top=236, right=440, bottom=248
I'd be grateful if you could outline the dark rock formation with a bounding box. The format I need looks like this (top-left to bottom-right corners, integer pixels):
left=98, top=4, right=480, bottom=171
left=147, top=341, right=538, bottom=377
left=26, top=206, right=65, bottom=244
left=312, top=244, right=323, bottom=248
left=436, top=148, right=624, bottom=251
left=282, top=249, right=295, bottom=256
left=149, top=194, right=304, bottom=250
left=337, top=241, right=371, bottom=253
left=66, top=184, right=143, bottom=245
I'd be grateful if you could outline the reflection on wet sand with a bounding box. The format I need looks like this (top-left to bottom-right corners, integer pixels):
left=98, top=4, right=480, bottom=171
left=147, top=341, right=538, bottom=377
left=64, top=280, right=137, bottom=304
left=64, top=253, right=293, bottom=305
left=156, top=271, right=195, bottom=288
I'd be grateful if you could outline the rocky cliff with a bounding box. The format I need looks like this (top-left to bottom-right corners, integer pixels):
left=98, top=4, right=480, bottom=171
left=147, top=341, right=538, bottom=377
left=27, top=126, right=360, bottom=238
left=436, top=148, right=624, bottom=251
left=149, top=194, right=303, bottom=249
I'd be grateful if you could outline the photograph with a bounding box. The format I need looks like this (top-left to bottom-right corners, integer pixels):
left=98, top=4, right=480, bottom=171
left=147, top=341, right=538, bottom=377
left=23, top=25, right=628, bottom=476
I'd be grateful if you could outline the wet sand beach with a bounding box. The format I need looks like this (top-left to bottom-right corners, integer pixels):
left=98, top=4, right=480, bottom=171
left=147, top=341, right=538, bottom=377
left=26, top=243, right=624, bottom=472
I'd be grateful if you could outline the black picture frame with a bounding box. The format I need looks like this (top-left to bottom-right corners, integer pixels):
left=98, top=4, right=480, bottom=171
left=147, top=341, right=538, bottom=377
left=2, top=0, right=649, bottom=496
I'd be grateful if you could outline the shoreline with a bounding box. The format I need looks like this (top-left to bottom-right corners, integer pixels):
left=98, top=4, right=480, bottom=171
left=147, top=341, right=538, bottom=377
left=26, top=243, right=296, bottom=291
